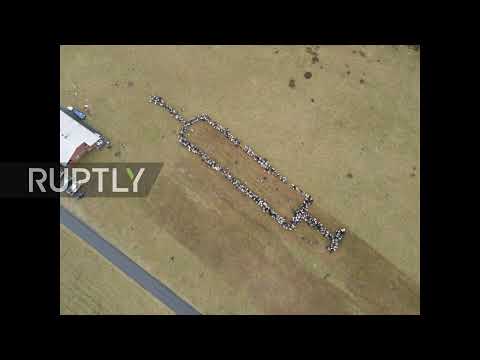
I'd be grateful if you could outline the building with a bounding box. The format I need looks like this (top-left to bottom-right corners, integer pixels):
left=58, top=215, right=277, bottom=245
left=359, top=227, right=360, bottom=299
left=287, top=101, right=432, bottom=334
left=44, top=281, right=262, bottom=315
left=60, top=109, right=109, bottom=166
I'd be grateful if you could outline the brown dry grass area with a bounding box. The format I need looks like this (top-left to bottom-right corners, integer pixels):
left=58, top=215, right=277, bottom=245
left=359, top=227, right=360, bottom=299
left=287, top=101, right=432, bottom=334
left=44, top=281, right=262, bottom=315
left=185, top=120, right=418, bottom=313
left=60, top=45, right=420, bottom=314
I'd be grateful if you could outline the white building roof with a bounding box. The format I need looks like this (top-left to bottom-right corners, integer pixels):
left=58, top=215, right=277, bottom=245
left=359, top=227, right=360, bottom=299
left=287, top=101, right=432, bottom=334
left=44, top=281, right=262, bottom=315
left=60, top=110, right=101, bottom=165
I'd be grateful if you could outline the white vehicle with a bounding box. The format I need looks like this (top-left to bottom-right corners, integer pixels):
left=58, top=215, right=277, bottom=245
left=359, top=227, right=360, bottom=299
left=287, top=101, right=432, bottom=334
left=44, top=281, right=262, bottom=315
left=65, top=178, right=82, bottom=196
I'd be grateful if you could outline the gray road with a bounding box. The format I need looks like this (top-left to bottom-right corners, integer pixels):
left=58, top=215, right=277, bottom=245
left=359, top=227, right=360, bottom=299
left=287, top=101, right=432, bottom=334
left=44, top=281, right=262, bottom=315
left=60, top=206, right=201, bottom=315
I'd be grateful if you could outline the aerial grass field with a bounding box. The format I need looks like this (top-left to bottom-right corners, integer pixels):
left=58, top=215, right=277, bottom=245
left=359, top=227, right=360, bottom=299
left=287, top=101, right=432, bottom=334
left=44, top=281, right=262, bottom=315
left=60, top=225, right=173, bottom=314
left=60, top=45, right=420, bottom=314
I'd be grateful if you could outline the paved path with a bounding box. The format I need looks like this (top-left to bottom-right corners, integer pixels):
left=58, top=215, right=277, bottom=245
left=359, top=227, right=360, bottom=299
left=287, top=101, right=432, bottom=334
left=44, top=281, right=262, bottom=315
left=60, top=206, right=201, bottom=315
